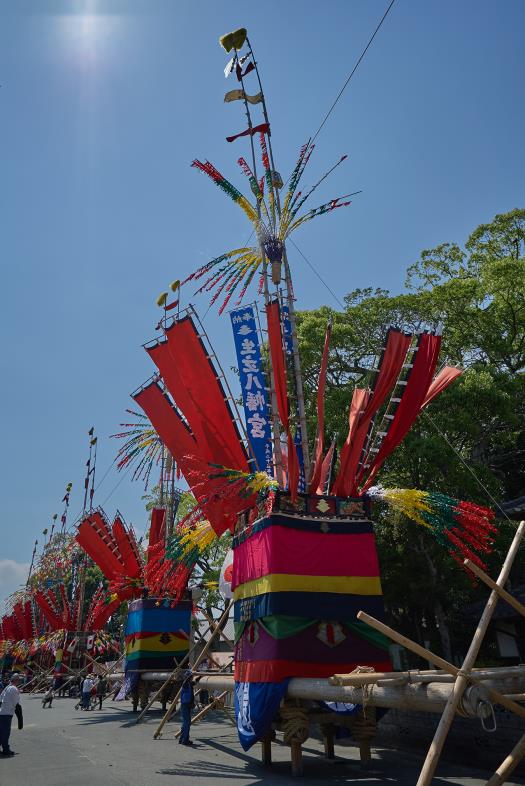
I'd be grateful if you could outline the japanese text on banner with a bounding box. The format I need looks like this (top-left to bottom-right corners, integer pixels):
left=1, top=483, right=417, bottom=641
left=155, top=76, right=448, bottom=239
left=230, top=306, right=273, bottom=476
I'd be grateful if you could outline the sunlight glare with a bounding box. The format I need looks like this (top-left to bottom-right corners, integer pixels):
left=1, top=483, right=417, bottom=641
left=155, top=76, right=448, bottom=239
left=58, top=1, right=124, bottom=71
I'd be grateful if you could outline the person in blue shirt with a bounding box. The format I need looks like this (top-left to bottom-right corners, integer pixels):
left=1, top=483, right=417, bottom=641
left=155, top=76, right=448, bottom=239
left=179, top=670, right=195, bottom=746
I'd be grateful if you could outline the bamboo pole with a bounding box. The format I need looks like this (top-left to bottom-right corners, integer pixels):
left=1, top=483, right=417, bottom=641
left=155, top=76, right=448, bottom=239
left=135, top=611, right=223, bottom=724
left=135, top=649, right=191, bottom=723
left=173, top=691, right=229, bottom=739
left=357, top=611, right=525, bottom=721
left=281, top=249, right=311, bottom=477
left=152, top=600, right=233, bottom=739
left=486, top=733, right=525, bottom=786
left=198, top=607, right=234, bottom=649
left=330, top=666, right=525, bottom=686
left=29, top=668, right=54, bottom=694
left=464, top=559, right=525, bottom=619
left=416, top=520, right=525, bottom=786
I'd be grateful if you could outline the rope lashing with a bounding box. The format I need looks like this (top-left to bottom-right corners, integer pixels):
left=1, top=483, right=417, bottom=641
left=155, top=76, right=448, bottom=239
left=349, top=707, right=377, bottom=744
left=349, top=664, right=376, bottom=714
left=280, top=701, right=310, bottom=746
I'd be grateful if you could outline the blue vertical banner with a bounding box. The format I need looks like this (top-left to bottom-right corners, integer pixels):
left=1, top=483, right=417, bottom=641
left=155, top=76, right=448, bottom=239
left=281, top=305, right=306, bottom=492
left=230, top=305, right=274, bottom=476
left=281, top=304, right=294, bottom=356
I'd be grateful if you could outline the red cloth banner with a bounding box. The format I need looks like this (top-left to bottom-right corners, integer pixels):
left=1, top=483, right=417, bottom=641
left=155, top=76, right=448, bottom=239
left=34, top=591, right=64, bottom=632
left=362, top=332, right=442, bottom=490
left=309, top=322, right=332, bottom=493
left=90, top=598, right=122, bottom=632
left=58, top=584, right=73, bottom=629
left=112, top=516, right=143, bottom=578
left=421, top=365, right=462, bottom=410
left=134, top=383, right=238, bottom=536
left=149, top=317, right=248, bottom=472
left=266, top=301, right=299, bottom=501
left=148, top=508, right=166, bottom=555
left=332, top=329, right=412, bottom=497
left=316, top=440, right=335, bottom=494
left=76, top=512, right=124, bottom=580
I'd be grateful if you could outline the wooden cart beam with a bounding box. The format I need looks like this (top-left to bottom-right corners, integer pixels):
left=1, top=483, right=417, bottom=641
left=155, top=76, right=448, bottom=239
left=416, top=520, right=525, bottom=786
left=464, top=558, right=525, bottom=620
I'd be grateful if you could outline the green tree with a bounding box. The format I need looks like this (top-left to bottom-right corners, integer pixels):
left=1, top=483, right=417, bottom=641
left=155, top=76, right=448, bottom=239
left=296, top=208, right=525, bottom=662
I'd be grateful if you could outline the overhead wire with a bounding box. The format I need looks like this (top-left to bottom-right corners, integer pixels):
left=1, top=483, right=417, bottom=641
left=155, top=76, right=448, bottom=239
left=280, top=1, right=397, bottom=310
left=423, top=411, right=513, bottom=523
left=289, top=239, right=346, bottom=311
left=311, top=0, right=397, bottom=143
left=99, top=464, right=132, bottom=509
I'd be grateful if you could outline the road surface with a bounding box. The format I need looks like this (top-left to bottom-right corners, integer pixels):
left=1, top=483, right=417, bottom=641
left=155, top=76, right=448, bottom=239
left=1, top=694, right=522, bottom=785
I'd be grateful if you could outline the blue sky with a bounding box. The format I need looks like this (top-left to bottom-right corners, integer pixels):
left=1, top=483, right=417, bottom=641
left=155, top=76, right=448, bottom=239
left=1, top=0, right=524, bottom=603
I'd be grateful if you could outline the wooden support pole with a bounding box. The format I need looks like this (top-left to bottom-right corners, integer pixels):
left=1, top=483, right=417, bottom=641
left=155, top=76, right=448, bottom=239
left=323, top=727, right=335, bottom=760
left=29, top=668, right=54, bottom=694
left=152, top=600, right=233, bottom=739
left=485, top=733, right=525, bottom=786
left=173, top=691, right=228, bottom=739
left=261, top=734, right=273, bottom=766
left=330, top=666, right=524, bottom=686
left=416, top=520, right=525, bottom=786
left=135, top=610, right=224, bottom=724
left=198, top=607, right=234, bottom=649
left=291, top=740, right=303, bottom=777
left=464, top=559, right=525, bottom=620
left=359, top=738, right=372, bottom=768
left=357, top=611, right=525, bottom=721
left=135, top=660, right=185, bottom=724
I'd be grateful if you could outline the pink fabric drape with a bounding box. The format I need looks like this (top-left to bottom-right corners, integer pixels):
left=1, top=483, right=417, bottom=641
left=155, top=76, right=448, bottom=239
left=332, top=328, right=412, bottom=497
left=308, top=322, right=332, bottom=493
left=361, top=332, right=442, bottom=490
left=266, top=301, right=299, bottom=501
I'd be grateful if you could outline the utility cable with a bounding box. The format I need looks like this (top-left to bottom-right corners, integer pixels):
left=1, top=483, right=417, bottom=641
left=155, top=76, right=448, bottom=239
left=423, top=411, right=513, bottom=522
left=311, top=0, right=397, bottom=143
left=99, top=464, right=132, bottom=509
left=289, top=239, right=347, bottom=310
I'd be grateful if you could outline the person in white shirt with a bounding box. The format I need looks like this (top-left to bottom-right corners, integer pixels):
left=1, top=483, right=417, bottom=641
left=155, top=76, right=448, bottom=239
left=42, top=686, right=54, bottom=709
left=81, top=675, right=94, bottom=710
left=0, top=674, right=22, bottom=756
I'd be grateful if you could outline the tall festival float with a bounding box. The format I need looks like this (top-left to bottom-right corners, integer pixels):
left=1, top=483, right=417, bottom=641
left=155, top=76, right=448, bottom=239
left=75, top=435, right=193, bottom=710
left=0, top=471, right=121, bottom=685
left=125, top=27, right=497, bottom=759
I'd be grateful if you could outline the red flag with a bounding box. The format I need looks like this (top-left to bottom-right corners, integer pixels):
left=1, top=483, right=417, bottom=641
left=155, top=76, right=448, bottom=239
left=226, top=122, right=270, bottom=144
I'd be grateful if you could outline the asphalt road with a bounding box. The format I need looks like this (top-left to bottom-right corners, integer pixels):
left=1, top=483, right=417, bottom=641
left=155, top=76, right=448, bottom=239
left=1, top=695, right=522, bottom=785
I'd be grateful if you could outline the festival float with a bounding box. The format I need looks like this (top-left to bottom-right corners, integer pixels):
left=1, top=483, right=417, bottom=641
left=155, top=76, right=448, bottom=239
left=3, top=25, right=524, bottom=784
left=0, top=464, right=120, bottom=692
left=119, top=27, right=525, bottom=778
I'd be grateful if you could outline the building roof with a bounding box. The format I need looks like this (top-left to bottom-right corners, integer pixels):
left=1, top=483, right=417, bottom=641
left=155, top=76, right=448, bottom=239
left=500, top=495, right=525, bottom=520
left=465, top=583, right=525, bottom=620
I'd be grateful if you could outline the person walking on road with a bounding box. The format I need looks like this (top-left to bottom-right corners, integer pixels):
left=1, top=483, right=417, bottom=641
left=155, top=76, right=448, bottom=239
left=0, top=674, right=23, bottom=756
left=96, top=675, right=107, bottom=710
left=179, top=669, right=195, bottom=746
left=42, top=686, right=54, bottom=709
left=81, top=674, right=94, bottom=711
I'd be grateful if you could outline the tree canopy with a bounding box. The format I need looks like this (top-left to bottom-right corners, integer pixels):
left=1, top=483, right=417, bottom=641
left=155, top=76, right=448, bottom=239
left=296, top=208, right=525, bottom=662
